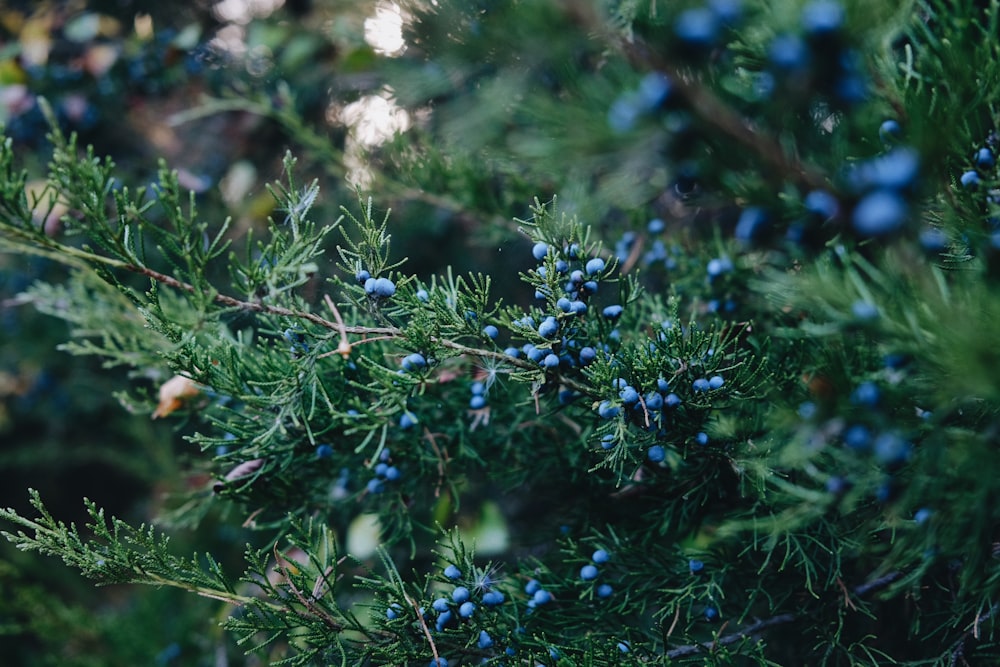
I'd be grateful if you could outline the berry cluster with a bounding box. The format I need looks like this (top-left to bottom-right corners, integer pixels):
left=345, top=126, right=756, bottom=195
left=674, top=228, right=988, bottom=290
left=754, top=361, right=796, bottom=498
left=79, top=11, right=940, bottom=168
left=579, top=549, right=614, bottom=599
left=758, top=0, right=867, bottom=108
left=366, top=448, right=402, bottom=494
left=506, top=239, right=617, bottom=376
left=359, top=268, right=397, bottom=299
left=959, top=139, right=996, bottom=192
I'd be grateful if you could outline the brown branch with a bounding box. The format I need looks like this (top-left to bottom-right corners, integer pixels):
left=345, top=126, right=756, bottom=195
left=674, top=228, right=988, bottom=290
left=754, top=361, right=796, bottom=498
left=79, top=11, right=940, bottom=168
left=949, top=603, right=999, bottom=667
left=562, top=0, right=832, bottom=194
left=273, top=544, right=344, bottom=633
left=122, top=258, right=600, bottom=396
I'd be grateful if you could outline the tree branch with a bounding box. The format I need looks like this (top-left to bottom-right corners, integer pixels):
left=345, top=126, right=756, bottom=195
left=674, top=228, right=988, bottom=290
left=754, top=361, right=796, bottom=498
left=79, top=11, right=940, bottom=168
left=665, top=571, right=902, bottom=659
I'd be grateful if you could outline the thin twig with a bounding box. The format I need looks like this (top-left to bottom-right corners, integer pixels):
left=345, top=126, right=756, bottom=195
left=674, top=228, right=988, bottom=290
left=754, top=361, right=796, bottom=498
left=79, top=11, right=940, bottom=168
left=273, top=544, right=343, bottom=632
left=949, top=602, right=999, bottom=667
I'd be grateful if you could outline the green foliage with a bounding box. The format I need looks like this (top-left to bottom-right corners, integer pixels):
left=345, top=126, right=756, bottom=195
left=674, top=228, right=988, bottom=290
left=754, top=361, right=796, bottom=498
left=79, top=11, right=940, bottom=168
left=4, top=0, right=1000, bottom=665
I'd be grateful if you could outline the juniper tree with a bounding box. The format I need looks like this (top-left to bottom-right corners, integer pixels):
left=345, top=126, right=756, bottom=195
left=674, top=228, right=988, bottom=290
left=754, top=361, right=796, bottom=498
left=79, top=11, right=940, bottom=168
left=3, top=0, right=1000, bottom=665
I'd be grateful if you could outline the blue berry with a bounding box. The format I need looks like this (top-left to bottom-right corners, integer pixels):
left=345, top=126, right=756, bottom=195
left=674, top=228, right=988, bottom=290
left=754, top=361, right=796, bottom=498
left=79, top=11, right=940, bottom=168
left=366, top=478, right=384, bottom=494
left=384, top=466, right=401, bottom=481
left=432, top=597, right=450, bottom=613
left=826, top=476, right=849, bottom=495
left=401, top=353, right=427, bottom=371
left=874, top=431, right=911, bottom=466
left=387, top=603, right=402, bottom=619
left=444, top=564, right=462, bottom=579
left=364, top=277, right=390, bottom=297
left=600, top=434, right=616, bottom=450
left=469, top=395, right=487, bottom=409
left=919, top=227, right=948, bottom=253
left=960, top=170, right=981, bottom=190
left=664, top=393, right=682, bottom=408
left=689, top=558, right=705, bottom=573
left=644, top=392, right=664, bottom=410
left=801, top=0, right=845, bottom=36
left=458, top=601, right=475, bottom=618
left=374, top=278, right=397, bottom=297
left=525, top=579, right=541, bottom=595
left=532, top=589, right=552, bottom=605
left=914, top=507, right=932, bottom=525
left=429, top=658, right=448, bottom=667
left=570, top=300, right=587, bottom=316
left=735, top=207, right=769, bottom=244
left=482, top=325, right=499, bottom=339
left=851, top=300, right=878, bottom=320
left=542, top=353, right=560, bottom=369
left=598, top=401, right=621, bottom=419
left=532, top=242, right=549, bottom=260
left=852, top=190, right=907, bottom=237
left=504, top=346, right=521, bottom=358
left=708, top=0, right=743, bottom=22
left=843, top=424, right=872, bottom=452
left=647, top=217, right=666, bottom=234
left=538, top=316, right=559, bottom=339
left=617, top=641, right=631, bottom=653
left=580, top=564, right=599, bottom=581
left=674, top=8, right=719, bottom=48
left=695, top=432, right=709, bottom=446
left=603, top=304, right=624, bottom=320
left=355, top=269, right=371, bottom=284
left=585, top=257, right=606, bottom=275
left=706, top=256, right=733, bottom=277
left=435, top=610, right=453, bottom=630
left=315, top=444, right=333, bottom=459
left=976, top=147, right=995, bottom=169
left=375, top=462, right=389, bottom=477
left=478, top=630, right=494, bottom=649
left=608, top=94, right=643, bottom=134
left=400, top=411, right=418, bottom=429
left=647, top=445, right=666, bottom=463
left=804, top=189, right=841, bottom=220
left=597, top=583, right=614, bottom=598
left=656, top=377, right=671, bottom=393
left=592, top=549, right=610, bottom=564
left=692, top=377, right=710, bottom=392
left=619, top=386, right=639, bottom=404
left=416, top=288, right=429, bottom=302
left=579, top=346, right=597, bottom=365
left=582, top=280, right=599, bottom=294
left=638, top=73, right=673, bottom=110
left=470, top=382, right=485, bottom=396
left=452, top=586, right=470, bottom=603
left=851, top=381, right=879, bottom=407
left=708, top=375, right=724, bottom=390
left=705, top=606, right=719, bottom=620
left=482, top=590, right=505, bottom=606
left=879, top=119, right=902, bottom=145
left=556, top=297, right=572, bottom=312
